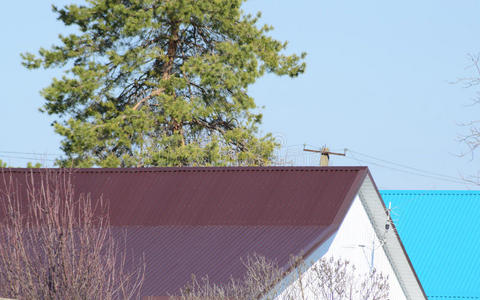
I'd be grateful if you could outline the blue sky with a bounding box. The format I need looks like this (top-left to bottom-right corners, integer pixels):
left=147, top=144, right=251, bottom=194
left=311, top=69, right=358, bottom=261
left=2, top=0, right=480, bottom=189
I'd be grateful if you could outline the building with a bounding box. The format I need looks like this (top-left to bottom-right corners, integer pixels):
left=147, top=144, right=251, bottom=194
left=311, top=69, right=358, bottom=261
left=0, top=167, right=425, bottom=299
left=381, top=190, right=480, bottom=299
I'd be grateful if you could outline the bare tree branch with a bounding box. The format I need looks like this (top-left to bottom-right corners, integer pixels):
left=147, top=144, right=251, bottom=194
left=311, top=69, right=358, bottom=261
left=0, top=170, right=145, bottom=299
left=178, top=255, right=389, bottom=300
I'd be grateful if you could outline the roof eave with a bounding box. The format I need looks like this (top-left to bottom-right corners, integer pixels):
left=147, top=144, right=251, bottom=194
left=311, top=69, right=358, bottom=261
left=360, top=171, right=427, bottom=299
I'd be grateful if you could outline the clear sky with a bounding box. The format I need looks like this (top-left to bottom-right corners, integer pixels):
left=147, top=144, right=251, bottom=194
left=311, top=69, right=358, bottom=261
left=2, top=0, right=480, bottom=189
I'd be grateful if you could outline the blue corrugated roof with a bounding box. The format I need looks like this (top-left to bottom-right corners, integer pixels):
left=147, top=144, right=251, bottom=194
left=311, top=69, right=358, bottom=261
left=380, top=190, right=480, bottom=299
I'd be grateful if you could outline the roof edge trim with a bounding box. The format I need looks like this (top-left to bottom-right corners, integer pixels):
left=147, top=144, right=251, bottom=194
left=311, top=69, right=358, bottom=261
left=1, top=166, right=368, bottom=174
left=360, top=172, right=427, bottom=299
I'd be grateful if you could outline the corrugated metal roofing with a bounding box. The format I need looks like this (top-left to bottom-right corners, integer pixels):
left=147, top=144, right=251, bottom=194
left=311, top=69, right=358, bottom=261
left=380, top=190, right=480, bottom=299
left=0, top=167, right=368, bottom=297
left=112, top=226, right=327, bottom=296
left=1, top=167, right=366, bottom=226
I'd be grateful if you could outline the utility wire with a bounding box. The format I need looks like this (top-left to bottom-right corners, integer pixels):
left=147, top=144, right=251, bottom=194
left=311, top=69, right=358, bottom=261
left=0, top=150, right=60, bottom=157
left=347, top=149, right=463, bottom=182
left=1, top=145, right=471, bottom=186
left=345, top=152, right=474, bottom=186
left=0, top=155, right=56, bottom=162
left=295, top=144, right=473, bottom=186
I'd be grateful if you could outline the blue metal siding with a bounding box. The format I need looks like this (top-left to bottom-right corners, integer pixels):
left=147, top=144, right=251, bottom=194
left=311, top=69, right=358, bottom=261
left=380, top=191, right=480, bottom=299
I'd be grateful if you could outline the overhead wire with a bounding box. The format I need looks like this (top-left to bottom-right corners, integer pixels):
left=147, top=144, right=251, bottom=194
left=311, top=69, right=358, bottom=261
left=0, top=145, right=475, bottom=186
left=283, top=144, right=475, bottom=186
left=345, top=151, right=474, bottom=186
left=0, top=154, right=56, bottom=162
left=0, top=150, right=60, bottom=157
left=347, top=149, right=464, bottom=182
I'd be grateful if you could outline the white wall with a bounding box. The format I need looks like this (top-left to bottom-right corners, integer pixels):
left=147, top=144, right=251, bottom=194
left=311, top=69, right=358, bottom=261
left=322, top=195, right=406, bottom=299
left=276, top=195, right=406, bottom=300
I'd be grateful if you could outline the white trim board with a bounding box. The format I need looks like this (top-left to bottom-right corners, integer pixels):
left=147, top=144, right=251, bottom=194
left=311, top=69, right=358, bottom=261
left=358, top=175, right=426, bottom=299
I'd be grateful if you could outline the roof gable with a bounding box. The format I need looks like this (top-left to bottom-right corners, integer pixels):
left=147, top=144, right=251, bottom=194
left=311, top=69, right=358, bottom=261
left=381, top=190, right=480, bottom=299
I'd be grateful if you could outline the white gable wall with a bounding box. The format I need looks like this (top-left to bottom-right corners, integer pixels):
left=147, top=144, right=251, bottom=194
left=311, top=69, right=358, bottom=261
left=322, top=194, right=406, bottom=299
left=274, top=194, right=406, bottom=299
left=274, top=176, right=425, bottom=300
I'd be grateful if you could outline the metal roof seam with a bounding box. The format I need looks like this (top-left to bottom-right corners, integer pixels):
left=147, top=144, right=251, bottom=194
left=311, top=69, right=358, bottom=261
left=1, top=167, right=366, bottom=174
left=428, top=296, right=480, bottom=299
left=381, top=192, right=480, bottom=196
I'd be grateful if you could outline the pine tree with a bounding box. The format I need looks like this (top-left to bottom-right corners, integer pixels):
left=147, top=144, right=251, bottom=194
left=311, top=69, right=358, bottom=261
left=23, top=0, right=306, bottom=167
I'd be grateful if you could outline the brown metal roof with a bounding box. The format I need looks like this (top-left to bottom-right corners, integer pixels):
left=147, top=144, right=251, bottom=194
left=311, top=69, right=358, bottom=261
left=0, top=167, right=368, bottom=297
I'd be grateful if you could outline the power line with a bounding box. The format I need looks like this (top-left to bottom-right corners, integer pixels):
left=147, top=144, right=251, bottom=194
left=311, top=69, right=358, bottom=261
left=289, top=144, right=474, bottom=186
left=345, top=152, right=473, bottom=186
left=1, top=145, right=472, bottom=186
left=0, top=155, right=56, bottom=162
left=347, top=149, right=463, bottom=182
left=0, top=150, right=60, bottom=157
left=346, top=154, right=459, bottom=184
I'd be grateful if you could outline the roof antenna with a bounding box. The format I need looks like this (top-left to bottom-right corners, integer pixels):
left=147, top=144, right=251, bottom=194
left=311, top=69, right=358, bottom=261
left=385, top=202, right=392, bottom=231
left=380, top=201, right=398, bottom=244
left=303, top=145, right=346, bottom=166
left=384, top=201, right=400, bottom=232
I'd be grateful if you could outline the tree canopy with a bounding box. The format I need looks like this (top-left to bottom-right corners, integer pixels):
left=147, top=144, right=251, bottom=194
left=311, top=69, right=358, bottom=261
left=23, top=0, right=306, bottom=167
left=0, top=159, right=41, bottom=168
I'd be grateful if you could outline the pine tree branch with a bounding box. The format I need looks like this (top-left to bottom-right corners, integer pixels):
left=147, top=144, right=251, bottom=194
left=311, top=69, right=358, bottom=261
left=132, top=88, right=164, bottom=111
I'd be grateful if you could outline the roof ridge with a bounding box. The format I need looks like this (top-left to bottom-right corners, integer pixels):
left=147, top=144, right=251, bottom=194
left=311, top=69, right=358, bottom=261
left=2, top=166, right=367, bottom=174
left=380, top=191, right=480, bottom=196
left=428, top=296, right=480, bottom=299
